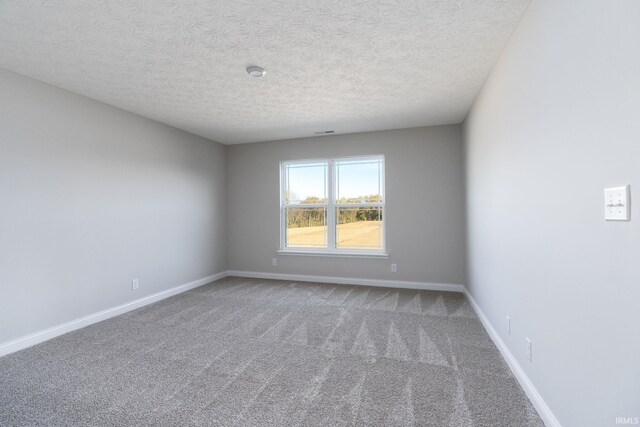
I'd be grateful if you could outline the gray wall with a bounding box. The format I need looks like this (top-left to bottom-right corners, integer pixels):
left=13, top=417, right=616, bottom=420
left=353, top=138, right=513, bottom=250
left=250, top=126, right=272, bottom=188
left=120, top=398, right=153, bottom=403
left=464, top=1, right=640, bottom=425
left=0, top=69, right=227, bottom=344
left=227, top=126, right=467, bottom=285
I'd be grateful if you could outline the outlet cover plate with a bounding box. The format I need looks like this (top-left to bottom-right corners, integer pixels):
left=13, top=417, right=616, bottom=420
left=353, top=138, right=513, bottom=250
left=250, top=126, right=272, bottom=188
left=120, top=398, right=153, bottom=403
left=604, top=185, right=630, bottom=221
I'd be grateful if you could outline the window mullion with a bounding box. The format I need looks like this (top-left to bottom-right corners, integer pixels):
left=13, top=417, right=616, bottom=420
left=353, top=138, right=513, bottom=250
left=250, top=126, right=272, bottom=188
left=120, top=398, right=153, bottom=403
left=327, top=160, right=336, bottom=250
left=334, top=203, right=384, bottom=208
left=280, top=163, right=285, bottom=249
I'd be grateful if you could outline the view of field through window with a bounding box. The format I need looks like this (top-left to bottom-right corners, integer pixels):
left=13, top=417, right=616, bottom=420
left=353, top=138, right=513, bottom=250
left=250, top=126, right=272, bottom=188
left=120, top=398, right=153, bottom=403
left=283, top=157, right=384, bottom=250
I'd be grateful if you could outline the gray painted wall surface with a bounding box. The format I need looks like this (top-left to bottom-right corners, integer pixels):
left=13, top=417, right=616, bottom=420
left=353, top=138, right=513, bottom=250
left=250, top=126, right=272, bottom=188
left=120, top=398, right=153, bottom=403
left=227, top=126, right=467, bottom=285
left=464, top=1, right=640, bottom=425
left=0, top=69, right=227, bottom=343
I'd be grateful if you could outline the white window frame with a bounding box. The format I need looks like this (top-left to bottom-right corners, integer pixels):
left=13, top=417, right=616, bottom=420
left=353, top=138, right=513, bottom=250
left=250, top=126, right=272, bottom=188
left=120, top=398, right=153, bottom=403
left=278, top=155, right=387, bottom=258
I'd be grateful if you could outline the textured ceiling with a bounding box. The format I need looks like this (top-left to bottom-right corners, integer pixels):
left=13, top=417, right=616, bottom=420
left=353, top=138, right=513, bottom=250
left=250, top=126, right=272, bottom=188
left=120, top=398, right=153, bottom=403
left=0, top=0, right=529, bottom=144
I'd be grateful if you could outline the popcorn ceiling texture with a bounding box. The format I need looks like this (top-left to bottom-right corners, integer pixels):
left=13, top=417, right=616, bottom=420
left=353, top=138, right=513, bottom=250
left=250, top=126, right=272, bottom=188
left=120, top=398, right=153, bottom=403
left=0, top=0, right=529, bottom=144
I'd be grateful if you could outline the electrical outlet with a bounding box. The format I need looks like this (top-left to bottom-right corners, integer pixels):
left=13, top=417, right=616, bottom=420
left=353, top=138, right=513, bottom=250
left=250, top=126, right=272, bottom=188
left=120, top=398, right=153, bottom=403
left=132, top=279, right=139, bottom=290
left=604, top=185, right=630, bottom=221
left=390, top=263, right=397, bottom=273
left=506, top=316, right=511, bottom=335
left=526, top=338, right=532, bottom=362
left=272, top=258, right=277, bottom=266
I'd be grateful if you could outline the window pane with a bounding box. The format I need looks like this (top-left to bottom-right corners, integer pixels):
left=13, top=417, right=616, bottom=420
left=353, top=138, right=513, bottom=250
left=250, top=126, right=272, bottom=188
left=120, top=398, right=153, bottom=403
left=286, top=207, right=327, bottom=248
left=336, top=207, right=383, bottom=249
left=284, top=162, right=327, bottom=205
left=335, top=158, right=383, bottom=204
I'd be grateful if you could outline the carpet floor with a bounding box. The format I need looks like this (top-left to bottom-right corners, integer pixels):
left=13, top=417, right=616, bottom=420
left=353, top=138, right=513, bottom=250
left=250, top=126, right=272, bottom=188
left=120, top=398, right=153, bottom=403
left=0, top=277, right=543, bottom=426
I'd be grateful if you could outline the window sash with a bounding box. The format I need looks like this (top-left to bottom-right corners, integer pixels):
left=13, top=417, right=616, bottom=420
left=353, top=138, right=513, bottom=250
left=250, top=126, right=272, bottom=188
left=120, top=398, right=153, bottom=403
left=282, top=160, right=328, bottom=206
left=280, top=155, right=385, bottom=253
left=336, top=206, right=384, bottom=250
left=335, top=157, right=384, bottom=205
left=284, top=207, right=328, bottom=248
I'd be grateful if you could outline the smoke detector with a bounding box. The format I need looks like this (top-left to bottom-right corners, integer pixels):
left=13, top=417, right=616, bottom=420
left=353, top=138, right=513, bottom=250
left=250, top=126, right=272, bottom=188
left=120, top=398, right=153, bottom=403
left=246, top=66, right=266, bottom=77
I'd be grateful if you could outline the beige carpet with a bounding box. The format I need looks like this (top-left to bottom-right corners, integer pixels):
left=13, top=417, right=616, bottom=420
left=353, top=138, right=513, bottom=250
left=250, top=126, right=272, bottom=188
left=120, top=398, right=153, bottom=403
left=0, top=277, right=543, bottom=426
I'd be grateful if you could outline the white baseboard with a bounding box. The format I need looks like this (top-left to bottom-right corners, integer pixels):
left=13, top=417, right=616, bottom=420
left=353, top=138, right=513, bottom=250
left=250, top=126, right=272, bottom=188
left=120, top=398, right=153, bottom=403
left=0, top=271, right=228, bottom=357
left=1, top=270, right=461, bottom=357
left=1, top=269, right=559, bottom=427
left=227, top=270, right=465, bottom=293
left=463, top=288, right=561, bottom=427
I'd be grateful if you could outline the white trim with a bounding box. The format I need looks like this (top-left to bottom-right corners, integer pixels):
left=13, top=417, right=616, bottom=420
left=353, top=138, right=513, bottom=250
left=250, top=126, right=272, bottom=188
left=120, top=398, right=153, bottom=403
left=227, top=270, right=464, bottom=292
left=463, top=288, right=562, bottom=427
left=0, top=268, right=559, bottom=427
left=0, top=271, right=228, bottom=357
left=280, top=155, right=386, bottom=254
left=277, top=250, right=389, bottom=259
left=327, top=158, right=336, bottom=249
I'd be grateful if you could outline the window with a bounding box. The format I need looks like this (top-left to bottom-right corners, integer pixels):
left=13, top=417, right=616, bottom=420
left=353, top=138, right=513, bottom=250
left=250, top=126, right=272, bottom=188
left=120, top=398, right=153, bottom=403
left=280, top=155, right=385, bottom=256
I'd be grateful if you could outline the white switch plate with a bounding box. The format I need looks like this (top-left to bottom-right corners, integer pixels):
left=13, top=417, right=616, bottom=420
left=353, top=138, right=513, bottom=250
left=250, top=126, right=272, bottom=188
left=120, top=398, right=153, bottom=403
left=390, top=263, right=397, bottom=273
left=272, top=258, right=277, bottom=266
left=506, top=316, right=511, bottom=335
left=132, top=279, right=139, bottom=290
left=526, top=337, right=532, bottom=362
left=604, top=185, right=630, bottom=221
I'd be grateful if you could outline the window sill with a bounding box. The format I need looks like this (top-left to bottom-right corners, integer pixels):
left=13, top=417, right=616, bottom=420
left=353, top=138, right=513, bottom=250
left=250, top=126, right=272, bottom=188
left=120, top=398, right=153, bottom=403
left=277, top=250, right=389, bottom=259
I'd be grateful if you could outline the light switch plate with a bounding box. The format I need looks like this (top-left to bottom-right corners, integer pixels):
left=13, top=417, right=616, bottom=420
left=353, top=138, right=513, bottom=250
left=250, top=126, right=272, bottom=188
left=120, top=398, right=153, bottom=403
left=604, top=185, right=630, bottom=221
